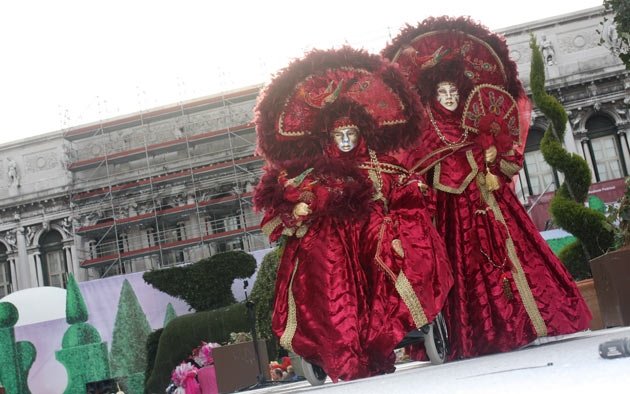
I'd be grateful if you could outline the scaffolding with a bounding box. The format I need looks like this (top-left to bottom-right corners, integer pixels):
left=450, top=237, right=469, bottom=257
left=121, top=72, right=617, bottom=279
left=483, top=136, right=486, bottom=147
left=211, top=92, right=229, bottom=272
left=63, top=85, right=270, bottom=279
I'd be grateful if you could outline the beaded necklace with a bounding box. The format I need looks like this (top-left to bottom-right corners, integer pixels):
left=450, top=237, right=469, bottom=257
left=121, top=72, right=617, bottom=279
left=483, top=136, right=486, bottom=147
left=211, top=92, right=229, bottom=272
left=427, top=107, right=468, bottom=147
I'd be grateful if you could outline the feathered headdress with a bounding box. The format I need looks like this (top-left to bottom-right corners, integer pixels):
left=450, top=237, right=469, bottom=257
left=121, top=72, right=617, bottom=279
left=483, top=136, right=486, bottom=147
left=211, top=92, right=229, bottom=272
left=254, top=46, right=425, bottom=163
left=382, top=16, right=530, bottom=151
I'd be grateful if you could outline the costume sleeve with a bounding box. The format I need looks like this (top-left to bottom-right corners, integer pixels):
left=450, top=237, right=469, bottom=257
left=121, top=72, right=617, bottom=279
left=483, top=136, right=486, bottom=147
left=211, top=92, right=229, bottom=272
left=498, top=149, right=523, bottom=180
left=256, top=168, right=319, bottom=241
left=390, top=173, right=437, bottom=218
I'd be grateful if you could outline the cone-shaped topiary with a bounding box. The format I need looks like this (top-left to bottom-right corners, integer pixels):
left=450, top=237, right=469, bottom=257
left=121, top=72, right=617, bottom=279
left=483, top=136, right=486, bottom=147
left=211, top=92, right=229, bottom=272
left=529, top=35, right=615, bottom=280
left=109, top=279, right=152, bottom=394
left=163, top=303, right=177, bottom=328
left=65, top=271, right=88, bottom=325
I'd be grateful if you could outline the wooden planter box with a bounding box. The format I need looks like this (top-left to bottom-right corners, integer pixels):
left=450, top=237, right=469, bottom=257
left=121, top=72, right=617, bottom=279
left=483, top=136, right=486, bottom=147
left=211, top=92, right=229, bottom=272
left=590, top=247, right=630, bottom=328
left=576, top=278, right=604, bottom=330
left=212, top=341, right=270, bottom=393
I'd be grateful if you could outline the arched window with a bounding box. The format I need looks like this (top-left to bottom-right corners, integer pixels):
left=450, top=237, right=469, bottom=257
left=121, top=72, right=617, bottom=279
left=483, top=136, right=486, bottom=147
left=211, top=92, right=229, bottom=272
left=40, top=230, right=68, bottom=288
left=523, top=128, right=558, bottom=196
left=0, top=243, right=10, bottom=297
left=585, top=115, right=627, bottom=182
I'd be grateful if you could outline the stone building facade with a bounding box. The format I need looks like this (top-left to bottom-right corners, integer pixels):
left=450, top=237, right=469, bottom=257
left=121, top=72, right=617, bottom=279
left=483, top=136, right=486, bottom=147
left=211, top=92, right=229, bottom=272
left=499, top=6, right=630, bottom=229
left=0, top=85, right=270, bottom=294
left=0, top=6, right=627, bottom=294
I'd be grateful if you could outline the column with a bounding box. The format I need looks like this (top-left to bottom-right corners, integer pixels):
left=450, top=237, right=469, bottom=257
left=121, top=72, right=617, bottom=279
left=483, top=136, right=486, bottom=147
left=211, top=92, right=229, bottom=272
left=580, top=136, right=597, bottom=182
left=63, top=244, right=73, bottom=275
left=31, top=252, right=43, bottom=287
left=15, top=227, right=33, bottom=289
left=618, top=128, right=630, bottom=175
left=8, top=257, right=18, bottom=292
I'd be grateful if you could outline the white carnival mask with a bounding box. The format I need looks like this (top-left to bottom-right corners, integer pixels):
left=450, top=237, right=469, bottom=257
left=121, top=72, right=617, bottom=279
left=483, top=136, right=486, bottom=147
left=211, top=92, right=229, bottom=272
left=436, top=81, right=460, bottom=111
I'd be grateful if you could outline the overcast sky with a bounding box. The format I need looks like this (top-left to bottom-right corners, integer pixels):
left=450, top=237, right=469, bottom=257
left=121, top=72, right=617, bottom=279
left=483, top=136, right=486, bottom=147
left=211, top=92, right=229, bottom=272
left=0, top=0, right=605, bottom=145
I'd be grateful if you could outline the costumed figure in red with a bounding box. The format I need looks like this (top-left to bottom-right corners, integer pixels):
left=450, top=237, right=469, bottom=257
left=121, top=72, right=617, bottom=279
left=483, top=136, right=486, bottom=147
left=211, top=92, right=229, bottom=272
left=253, top=47, right=453, bottom=381
left=382, top=16, right=591, bottom=360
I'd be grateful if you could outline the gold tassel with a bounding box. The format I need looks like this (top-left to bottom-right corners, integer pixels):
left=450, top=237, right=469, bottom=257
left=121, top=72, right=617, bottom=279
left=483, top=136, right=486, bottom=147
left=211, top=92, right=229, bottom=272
left=485, top=167, right=500, bottom=192
left=501, top=273, right=513, bottom=301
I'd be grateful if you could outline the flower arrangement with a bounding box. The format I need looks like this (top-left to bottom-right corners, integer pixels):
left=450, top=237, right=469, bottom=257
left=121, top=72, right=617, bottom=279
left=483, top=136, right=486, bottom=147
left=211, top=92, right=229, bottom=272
left=192, top=342, right=221, bottom=367
left=169, top=362, right=199, bottom=394
left=168, top=340, right=223, bottom=394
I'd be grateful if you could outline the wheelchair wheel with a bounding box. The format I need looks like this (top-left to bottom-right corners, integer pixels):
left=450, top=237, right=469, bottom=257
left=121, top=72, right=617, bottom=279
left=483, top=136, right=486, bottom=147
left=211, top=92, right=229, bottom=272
left=423, top=312, right=448, bottom=365
left=300, top=357, right=327, bottom=386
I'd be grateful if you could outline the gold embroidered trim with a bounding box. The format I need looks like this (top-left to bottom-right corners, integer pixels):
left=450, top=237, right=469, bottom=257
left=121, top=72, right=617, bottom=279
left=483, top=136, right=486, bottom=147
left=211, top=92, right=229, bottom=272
left=500, top=159, right=522, bottom=178
left=279, top=258, right=300, bottom=352
left=408, top=142, right=475, bottom=175
left=356, top=162, right=408, bottom=175
left=391, top=31, right=508, bottom=84
left=262, top=216, right=282, bottom=237
left=278, top=67, right=408, bottom=137
left=396, top=273, right=429, bottom=328
left=374, top=218, right=397, bottom=280
left=477, top=174, right=548, bottom=337
left=295, top=225, right=308, bottom=239
left=373, top=218, right=428, bottom=329
left=433, top=150, right=478, bottom=194
left=281, top=227, right=296, bottom=237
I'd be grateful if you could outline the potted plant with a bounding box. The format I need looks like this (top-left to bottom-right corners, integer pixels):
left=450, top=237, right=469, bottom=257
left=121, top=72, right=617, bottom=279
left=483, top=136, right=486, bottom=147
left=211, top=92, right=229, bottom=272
left=529, top=35, right=617, bottom=329
left=590, top=177, right=630, bottom=328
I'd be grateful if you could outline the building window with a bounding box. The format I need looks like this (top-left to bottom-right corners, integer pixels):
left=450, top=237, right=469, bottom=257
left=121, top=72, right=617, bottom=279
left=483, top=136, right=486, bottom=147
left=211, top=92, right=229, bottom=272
left=0, top=244, right=11, bottom=297
left=176, top=222, right=186, bottom=241
left=118, top=233, right=129, bottom=253
left=204, top=216, right=214, bottom=235
left=591, top=135, right=623, bottom=181
left=40, top=231, right=68, bottom=288
left=524, top=150, right=557, bottom=195
left=45, top=250, right=67, bottom=288
left=146, top=227, right=158, bottom=247
left=521, top=128, right=559, bottom=199
left=586, top=115, right=627, bottom=182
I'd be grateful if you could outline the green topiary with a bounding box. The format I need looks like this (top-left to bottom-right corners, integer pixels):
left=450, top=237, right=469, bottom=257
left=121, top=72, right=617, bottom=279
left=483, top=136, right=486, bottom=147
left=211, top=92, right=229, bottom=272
left=144, top=328, right=163, bottom=388
left=0, top=302, right=36, bottom=394
left=65, top=271, right=88, bottom=325
left=249, top=249, right=280, bottom=357
left=109, top=279, right=152, bottom=394
left=529, top=35, right=616, bottom=280
left=143, top=250, right=257, bottom=311
left=56, top=274, right=112, bottom=393
left=163, top=303, right=177, bottom=327
left=145, top=302, right=251, bottom=394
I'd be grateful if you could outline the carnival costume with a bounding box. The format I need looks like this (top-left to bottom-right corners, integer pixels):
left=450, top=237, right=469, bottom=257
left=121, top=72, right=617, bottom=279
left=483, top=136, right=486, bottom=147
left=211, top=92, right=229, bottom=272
left=382, top=16, right=591, bottom=359
left=253, top=47, right=453, bottom=381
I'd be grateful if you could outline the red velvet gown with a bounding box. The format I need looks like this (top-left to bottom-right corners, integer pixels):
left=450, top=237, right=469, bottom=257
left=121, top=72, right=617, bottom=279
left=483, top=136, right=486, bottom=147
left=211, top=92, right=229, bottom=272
left=254, top=139, right=453, bottom=381
left=403, top=102, right=592, bottom=360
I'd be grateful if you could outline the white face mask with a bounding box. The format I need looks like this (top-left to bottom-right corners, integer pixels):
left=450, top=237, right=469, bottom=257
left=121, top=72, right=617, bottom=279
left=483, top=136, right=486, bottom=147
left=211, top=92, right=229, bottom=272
left=332, top=126, right=360, bottom=152
left=436, top=81, right=460, bottom=111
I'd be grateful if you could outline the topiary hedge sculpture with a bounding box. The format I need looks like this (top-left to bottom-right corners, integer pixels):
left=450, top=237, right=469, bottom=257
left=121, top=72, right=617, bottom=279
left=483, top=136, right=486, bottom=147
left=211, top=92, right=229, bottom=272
left=529, top=35, right=615, bottom=280
left=110, top=279, right=152, bottom=394
left=0, top=302, right=36, bottom=394
left=144, top=302, right=251, bottom=394
left=249, top=248, right=280, bottom=357
left=143, top=250, right=257, bottom=311
left=55, top=273, right=112, bottom=394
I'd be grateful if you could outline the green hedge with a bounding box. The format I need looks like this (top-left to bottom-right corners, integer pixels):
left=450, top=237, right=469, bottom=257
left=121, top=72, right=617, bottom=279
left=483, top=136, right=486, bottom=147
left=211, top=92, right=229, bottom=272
left=144, top=302, right=251, bottom=394
left=529, top=35, right=615, bottom=280
left=143, top=250, right=257, bottom=311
